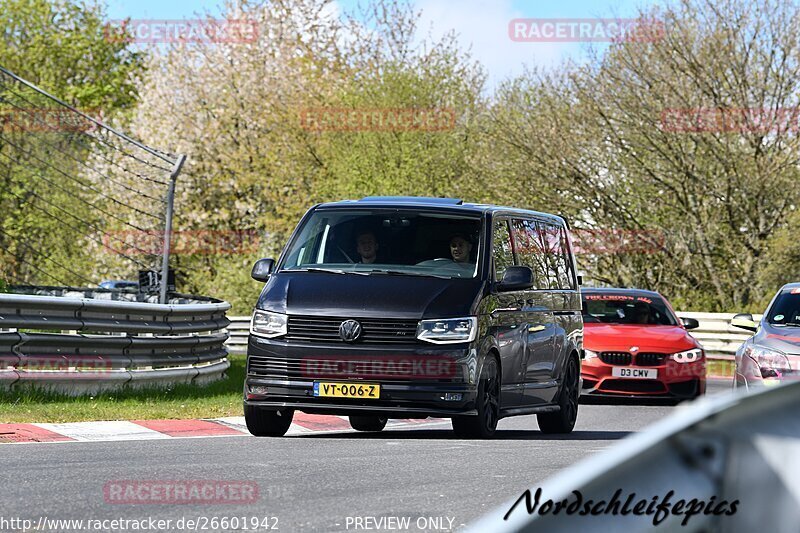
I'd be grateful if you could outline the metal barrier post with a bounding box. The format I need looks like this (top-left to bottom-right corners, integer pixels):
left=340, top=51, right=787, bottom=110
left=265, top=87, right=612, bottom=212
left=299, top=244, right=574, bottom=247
left=160, top=154, right=186, bottom=304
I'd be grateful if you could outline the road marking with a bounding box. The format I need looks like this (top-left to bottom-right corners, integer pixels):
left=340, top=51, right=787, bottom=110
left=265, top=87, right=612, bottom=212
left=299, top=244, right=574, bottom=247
left=133, top=419, right=244, bottom=437
left=1, top=415, right=451, bottom=444
left=0, top=423, right=74, bottom=443
left=35, top=421, right=169, bottom=442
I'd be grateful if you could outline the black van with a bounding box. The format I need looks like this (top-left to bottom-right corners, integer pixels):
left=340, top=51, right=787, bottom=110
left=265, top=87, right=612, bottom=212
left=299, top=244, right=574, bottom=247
left=244, top=197, right=583, bottom=438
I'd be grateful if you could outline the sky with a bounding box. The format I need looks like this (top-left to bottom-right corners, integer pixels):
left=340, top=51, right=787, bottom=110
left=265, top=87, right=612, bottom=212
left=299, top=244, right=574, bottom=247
left=105, top=0, right=663, bottom=87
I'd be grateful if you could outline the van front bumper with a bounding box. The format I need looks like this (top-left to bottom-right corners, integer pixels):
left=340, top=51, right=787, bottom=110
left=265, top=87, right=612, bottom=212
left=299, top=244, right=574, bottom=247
left=244, top=335, right=480, bottom=417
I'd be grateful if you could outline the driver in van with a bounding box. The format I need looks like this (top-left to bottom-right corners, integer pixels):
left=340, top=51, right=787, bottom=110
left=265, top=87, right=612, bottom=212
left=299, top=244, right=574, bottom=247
left=449, top=233, right=473, bottom=263
left=356, top=231, right=379, bottom=264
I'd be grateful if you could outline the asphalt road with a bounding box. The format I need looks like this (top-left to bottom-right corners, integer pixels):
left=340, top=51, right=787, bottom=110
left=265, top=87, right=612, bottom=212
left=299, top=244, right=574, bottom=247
left=0, top=380, right=731, bottom=533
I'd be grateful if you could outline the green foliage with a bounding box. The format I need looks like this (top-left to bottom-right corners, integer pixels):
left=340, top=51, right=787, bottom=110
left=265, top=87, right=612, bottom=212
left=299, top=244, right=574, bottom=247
left=0, top=0, right=145, bottom=109
left=0, top=0, right=147, bottom=287
left=0, top=355, right=246, bottom=423
left=470, top=0, right=800, bottom=312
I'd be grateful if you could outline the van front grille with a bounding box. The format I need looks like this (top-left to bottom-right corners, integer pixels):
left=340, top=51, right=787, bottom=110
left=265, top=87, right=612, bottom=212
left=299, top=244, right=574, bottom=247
left=284, top=316, right=419, bottom=345
left=247, top=354, right=460, bottom=381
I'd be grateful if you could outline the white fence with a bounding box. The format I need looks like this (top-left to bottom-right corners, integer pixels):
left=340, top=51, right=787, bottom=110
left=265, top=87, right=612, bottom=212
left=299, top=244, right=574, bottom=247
left=224, top=312, right=757, bottom=359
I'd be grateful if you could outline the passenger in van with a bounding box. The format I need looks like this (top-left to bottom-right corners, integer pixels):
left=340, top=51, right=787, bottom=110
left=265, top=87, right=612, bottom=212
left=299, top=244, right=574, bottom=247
left=449, top=233, right=473, bottom=263
left=356, top=231, right=379, bottom=264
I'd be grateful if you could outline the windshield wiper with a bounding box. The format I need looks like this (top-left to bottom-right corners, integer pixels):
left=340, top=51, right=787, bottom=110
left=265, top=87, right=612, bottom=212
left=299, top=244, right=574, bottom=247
left=289, top=267, right=367, bottom=275
left=774, top=322, right=800, bottom=327
left=365, top=269, right=451, bottom=279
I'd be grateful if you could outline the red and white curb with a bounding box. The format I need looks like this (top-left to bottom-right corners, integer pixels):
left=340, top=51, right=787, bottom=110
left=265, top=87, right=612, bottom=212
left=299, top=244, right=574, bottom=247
left=0, top=414, right=450, bottom=444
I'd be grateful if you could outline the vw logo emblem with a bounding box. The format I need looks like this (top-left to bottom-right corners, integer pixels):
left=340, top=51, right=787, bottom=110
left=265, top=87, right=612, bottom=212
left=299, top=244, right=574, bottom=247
left=339, top=320, right=362, bottom=342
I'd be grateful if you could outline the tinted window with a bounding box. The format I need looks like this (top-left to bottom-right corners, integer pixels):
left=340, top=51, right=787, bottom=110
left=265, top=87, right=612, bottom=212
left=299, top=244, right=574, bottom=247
left=280, top=209, right=481, bottom=279
left=510, top=220, right=574, bottom=290
left=542, top=223, right=574, bottom=290
left=767, top=290, right=800, bottom=325
left=582, top=293, right=678, bottom=325
left=510, top=219, right=548, bottom=289
left=493, top=219, right=514, bottom=280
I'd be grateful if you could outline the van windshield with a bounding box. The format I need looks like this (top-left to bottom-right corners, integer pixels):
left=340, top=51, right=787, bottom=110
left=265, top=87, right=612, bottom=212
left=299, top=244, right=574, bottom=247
left=279, top=209, right=482, bottom=279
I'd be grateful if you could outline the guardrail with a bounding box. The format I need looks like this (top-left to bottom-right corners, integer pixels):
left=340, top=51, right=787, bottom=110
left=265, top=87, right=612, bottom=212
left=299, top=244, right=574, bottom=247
left=226, top=316, right=251, bottom=354
left=223, top=312, right=757, bottom=359
left=677, top=312, right=760, bottom=360
left=0, top=287, right=231, bottom=395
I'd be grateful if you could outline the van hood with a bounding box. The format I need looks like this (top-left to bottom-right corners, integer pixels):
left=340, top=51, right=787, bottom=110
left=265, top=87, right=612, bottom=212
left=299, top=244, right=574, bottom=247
left=257, top=272, right=484, bottom=319
left=584, top=323, right=699, bottom=352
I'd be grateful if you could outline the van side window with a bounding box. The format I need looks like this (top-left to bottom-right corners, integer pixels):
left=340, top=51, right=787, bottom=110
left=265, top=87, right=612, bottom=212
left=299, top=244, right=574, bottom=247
left=558, top=226, right=577, bottom=288
left=492, top=219, right=515, bottom=281
left=510, top=219, right=548, bottom=289
left=541, top=223, right=575, bottom=290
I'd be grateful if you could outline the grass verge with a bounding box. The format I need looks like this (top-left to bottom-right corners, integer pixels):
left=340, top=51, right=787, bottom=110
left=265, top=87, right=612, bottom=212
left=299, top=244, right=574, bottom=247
left=706, top=358, right=735, bottom=379
left=0, top=355, right=246, bottom=424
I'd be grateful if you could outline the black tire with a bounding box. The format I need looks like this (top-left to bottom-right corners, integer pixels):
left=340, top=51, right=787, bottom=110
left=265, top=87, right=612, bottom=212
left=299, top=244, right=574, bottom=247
left=244, top=404, right=294, bottom=437
left=452, top=356, right=500, bottom=439
left=349, top=415, right=388, bottom=432
left=538, top=356, right=579, bottom=434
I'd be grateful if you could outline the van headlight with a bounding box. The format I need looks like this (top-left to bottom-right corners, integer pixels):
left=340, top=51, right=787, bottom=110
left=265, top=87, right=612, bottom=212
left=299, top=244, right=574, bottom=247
left=417, top=317, right=477, bottom=344
left=250, top=310, right=288, bottom=338
left=670, top=348, right=703, bottom=363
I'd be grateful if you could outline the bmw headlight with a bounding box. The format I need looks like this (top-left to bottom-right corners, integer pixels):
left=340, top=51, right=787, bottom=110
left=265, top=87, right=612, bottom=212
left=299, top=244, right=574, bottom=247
left=417, top=317, right=477, bottom=344
left=250, top=310, right=288, bottom=338
left=584, top=349, right=599, bottom=360
left=670, top=348, right=703, bottom=363
left=745, top=345, right=791, bottom=379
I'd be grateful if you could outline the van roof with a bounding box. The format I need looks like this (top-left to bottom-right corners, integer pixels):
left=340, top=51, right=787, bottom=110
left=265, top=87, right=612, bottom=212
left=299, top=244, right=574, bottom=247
left=316, top=196, right=567, bottom=225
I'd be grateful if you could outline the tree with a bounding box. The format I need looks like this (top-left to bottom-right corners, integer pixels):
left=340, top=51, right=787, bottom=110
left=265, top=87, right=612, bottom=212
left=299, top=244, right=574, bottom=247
left=478, top=0, right=800, bottom=311
left=0, top=0, right=147, bottom=287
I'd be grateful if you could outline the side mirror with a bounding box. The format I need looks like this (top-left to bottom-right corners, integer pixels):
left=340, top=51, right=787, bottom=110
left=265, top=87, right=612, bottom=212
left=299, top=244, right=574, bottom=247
left=681, top=317, right=700, bottom=330
left=497, top=266, right=534, bottom=292
left=731, top=313, right=758, bottom=333
left=251, top=258, right=275, bottom=282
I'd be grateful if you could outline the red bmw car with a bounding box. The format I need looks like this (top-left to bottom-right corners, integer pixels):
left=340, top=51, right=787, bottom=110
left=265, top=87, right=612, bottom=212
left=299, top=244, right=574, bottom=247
left=581, top=288, right=706, bottom=399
